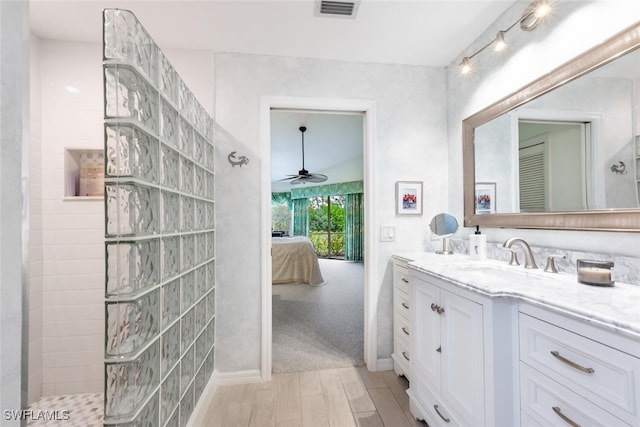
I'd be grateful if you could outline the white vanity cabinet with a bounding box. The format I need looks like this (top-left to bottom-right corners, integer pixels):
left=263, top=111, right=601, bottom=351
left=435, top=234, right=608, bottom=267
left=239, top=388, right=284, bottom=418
left=392, top=259, right=412, bottom=379
left=408, top=268, right=517, bottom=427
left=518, top=303, right=640, bottom=427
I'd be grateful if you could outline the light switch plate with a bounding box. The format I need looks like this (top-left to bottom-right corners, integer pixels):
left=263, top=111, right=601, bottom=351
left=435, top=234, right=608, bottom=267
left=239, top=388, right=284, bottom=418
left=380, top=225, right=396, bottom=242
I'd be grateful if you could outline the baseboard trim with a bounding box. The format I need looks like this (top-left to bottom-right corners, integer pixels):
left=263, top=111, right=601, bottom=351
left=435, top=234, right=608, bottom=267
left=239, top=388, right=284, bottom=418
left=212, top=369, right=263, bottom=386
left=376, top=358, right=394, bottom=371
left=186, top=376, right=217, bottom=427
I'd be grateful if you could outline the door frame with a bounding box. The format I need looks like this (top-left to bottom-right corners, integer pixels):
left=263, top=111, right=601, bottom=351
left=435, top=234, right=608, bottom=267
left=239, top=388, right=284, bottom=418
left=259, top=96, right=377, bottom=382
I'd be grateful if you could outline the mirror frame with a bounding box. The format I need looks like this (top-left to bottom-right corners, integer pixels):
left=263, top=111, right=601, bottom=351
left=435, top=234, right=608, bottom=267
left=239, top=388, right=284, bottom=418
left=463, top=21, right=640, bottom=232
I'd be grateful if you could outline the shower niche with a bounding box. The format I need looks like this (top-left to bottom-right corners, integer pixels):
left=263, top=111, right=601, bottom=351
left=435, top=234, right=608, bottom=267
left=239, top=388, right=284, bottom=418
left=64, top=148, right=104, bottom=198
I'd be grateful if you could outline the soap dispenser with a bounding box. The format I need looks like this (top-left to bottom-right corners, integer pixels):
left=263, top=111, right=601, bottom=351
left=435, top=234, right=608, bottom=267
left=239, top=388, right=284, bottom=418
left=469, top=226, right=487, bottom=260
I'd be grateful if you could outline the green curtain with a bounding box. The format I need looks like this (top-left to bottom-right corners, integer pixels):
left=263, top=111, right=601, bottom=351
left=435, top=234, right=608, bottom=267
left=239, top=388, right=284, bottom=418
left=271, top=192, right=292, bottom=210
left=293, top=198, right=309, bottom=236
left=290, top=180, right=363, bottom=199
left=345, top=193, right=364, bottom=261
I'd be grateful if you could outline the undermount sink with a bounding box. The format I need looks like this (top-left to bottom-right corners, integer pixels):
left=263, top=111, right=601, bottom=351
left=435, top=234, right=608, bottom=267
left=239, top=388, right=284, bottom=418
left=437, top=258, right=577, bottom=287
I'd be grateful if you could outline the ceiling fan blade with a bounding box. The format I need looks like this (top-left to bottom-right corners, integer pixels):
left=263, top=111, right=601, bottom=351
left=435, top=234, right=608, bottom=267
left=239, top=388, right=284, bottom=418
left=289, top=173, right=327, bottom=185
left=278, top=175, right=300, bottom=181
left=306, top=173, right=328, bottom=183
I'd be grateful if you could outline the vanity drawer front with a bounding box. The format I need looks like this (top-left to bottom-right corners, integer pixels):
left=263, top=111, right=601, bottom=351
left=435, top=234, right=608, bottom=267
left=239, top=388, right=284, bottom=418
left=395, top=287, right=411, bottom=320
left=520, top=364, right=630, bottom=427
left=412, top=376, right=462, bottom=427
left=395, top=332, right=411, bottom=369
left=519, top=313, right=640, bottom=423
left=394, top=264, right=410, bottom=294
left=395, top=314, right=411, bottom=348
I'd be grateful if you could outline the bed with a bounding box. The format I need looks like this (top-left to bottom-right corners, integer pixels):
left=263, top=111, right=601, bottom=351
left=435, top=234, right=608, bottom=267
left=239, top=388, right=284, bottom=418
left=272, top=236, right=325, bottom=286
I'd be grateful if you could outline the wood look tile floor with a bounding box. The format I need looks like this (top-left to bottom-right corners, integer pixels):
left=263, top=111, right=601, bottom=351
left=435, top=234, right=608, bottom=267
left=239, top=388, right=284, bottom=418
left=203, top=367, right=427, bottom=427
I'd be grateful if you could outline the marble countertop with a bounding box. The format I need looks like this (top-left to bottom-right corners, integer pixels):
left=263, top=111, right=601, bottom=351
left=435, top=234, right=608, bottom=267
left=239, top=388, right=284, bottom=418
left=393, top=252, right=640, bottom=340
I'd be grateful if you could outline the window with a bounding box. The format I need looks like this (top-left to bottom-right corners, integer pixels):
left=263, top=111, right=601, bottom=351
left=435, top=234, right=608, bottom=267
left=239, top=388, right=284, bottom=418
left=308, top=195, right=345, bottom=258
left=272, top=199, right=291, bottom=236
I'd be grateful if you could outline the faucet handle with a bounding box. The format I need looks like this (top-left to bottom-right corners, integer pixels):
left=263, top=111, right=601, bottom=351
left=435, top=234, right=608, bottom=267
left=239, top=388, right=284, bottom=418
left=501, top=247, right=520, bottom=266
left=544, top=255, right=566, bottom=273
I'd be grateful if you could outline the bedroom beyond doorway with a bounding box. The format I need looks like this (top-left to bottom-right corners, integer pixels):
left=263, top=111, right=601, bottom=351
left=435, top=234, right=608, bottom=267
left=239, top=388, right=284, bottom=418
left=272, top=258, right=364, bottom=373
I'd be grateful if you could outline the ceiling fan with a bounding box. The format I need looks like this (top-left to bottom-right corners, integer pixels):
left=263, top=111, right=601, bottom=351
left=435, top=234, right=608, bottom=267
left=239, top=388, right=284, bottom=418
left=280, top=126, right=328, bottom=185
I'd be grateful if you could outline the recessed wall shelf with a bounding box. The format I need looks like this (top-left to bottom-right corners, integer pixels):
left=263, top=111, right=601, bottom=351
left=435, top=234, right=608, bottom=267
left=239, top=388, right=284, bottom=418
left=64, top=148, right=104, bottom=198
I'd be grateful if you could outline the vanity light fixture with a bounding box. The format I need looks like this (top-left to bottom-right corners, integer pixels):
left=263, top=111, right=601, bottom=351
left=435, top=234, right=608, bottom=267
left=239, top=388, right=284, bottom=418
left=458, top=0, right=552, bottom=75
left=520, top=0, right=552, bottom=31
left=494, top=31, right=507, bottom=52
left=460, top=57, right=472, bottom=74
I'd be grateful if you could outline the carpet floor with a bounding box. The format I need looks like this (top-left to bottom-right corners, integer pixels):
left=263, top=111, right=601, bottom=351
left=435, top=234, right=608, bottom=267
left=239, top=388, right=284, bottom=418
left=272, top=258, right=365, bottom=373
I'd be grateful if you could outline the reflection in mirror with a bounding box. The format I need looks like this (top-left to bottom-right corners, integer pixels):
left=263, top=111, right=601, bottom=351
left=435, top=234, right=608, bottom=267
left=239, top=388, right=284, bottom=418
left=430, top=213, right=458, bottom=254
left=464, top=22, right=640, bottom=231
left=474, top=44, right=639, bottom=215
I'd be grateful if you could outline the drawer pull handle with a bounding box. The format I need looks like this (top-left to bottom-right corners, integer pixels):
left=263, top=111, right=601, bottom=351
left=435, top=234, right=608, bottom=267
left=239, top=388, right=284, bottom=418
left=402, top=351, right=410, bottom=361
left=552, top=406, right=581, bottom=427
left=433, top=405, right=451, bottom=423
left=431, top=303, right=438, bottom=312
left=401, top=278, right=409, bottom=283
left=402, top=302, right=409, bottom=310
left=550, top=351, right=595, bottom=374
left=436, top=306, right=444, bottom=315
left=402, top=327, right=410, bottom=336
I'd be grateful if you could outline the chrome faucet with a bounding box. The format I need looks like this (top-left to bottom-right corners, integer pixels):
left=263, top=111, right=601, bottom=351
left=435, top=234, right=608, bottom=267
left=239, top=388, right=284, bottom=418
left=502, top=238, right=538, bottom=269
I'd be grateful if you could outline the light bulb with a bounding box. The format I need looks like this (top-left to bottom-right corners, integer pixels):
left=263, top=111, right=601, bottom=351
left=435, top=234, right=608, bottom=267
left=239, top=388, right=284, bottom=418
left=460, top=57, right=471, bottom=74
left=534, top=0, right=551, bottom=18
left=494, top=31, right=507, bottom=52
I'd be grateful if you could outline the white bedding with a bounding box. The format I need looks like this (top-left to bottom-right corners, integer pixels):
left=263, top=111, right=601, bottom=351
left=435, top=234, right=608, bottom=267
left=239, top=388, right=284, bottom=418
left=272, top=236, right=325, bottom=286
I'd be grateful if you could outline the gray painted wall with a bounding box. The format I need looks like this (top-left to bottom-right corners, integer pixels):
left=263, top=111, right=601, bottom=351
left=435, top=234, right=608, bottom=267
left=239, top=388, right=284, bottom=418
left=213, top=53, right=448, bottom=372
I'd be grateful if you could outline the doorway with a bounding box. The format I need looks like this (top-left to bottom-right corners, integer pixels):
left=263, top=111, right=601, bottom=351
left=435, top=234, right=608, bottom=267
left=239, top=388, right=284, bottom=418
left=259, top=96, right=378, bottom=381
left=270, top=109, right=363, bottom=373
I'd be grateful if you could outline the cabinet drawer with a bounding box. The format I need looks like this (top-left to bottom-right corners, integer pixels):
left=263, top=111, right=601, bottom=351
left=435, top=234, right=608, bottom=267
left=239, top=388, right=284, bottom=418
left=395, top=314, right=411, bottom=347
left=394, top=265, right=410, bottom=294
left=394, top=333, right=411, bottom=370
left=519, top=313, right=640, bottom=424
left=395, top=287, right=411, bottom=319
left=520, top=364, right=629, bottom=427
left=411, top=376, right=461, bottom=427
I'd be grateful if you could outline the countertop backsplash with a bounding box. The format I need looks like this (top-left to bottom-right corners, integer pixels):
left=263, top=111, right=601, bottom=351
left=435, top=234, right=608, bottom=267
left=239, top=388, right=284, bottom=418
left=449, top=239, right=640, bottom=286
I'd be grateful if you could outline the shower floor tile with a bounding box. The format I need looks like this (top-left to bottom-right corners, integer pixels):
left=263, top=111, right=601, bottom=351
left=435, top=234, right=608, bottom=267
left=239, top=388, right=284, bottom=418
left=27, top=393, right=103, bottom=426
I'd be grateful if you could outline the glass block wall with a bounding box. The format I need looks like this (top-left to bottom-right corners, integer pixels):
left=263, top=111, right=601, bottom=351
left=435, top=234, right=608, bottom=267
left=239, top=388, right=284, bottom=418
left=102, top=9, right=215, bottom=427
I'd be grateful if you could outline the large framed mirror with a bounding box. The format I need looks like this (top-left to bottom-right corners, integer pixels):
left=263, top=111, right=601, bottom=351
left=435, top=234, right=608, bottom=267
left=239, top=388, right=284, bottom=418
left=463, top=21, right=640, bottom=232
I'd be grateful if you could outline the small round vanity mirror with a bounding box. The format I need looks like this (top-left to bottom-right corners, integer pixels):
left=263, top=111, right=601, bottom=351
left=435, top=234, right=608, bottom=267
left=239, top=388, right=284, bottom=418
left=429, top=213, right=458, bottom=255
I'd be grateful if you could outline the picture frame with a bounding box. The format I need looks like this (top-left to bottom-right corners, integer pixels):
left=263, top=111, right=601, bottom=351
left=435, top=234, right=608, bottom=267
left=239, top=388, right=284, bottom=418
left=396, top=181, right=423, bottom=215
left=475, top=182, right=496, bottom=214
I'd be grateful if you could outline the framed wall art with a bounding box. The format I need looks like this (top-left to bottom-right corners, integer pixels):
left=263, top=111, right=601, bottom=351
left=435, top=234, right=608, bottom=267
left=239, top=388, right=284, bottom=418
left=396, top=181, right=423, bottom=215
left=475, top=182, right=496, bottom=214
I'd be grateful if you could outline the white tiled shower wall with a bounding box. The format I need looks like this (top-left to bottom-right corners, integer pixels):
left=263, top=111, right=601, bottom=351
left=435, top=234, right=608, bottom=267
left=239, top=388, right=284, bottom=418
left=28, top=36, right=213, bottom=401
left=36, top=37, right=106, bottom=397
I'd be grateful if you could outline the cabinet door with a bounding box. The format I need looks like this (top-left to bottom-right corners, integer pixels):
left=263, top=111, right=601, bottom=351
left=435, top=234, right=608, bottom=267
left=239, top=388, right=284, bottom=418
left=440, top=289, right=485, bottom=426
left=412, top=278, right=441, bottom=387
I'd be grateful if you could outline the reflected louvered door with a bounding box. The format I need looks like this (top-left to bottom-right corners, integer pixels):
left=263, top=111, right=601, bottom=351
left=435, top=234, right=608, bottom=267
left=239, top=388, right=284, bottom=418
left=519, top=142, right=546, bottom=212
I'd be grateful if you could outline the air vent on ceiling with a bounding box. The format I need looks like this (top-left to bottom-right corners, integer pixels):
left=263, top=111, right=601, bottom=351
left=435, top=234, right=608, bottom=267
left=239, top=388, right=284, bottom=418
left=314, top=0, right=361, bottom=19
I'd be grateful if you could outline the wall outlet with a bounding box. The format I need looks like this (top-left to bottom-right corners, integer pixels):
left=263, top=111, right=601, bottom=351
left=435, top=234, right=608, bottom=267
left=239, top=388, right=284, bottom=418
left=380, top=225, right=396, bottom=242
